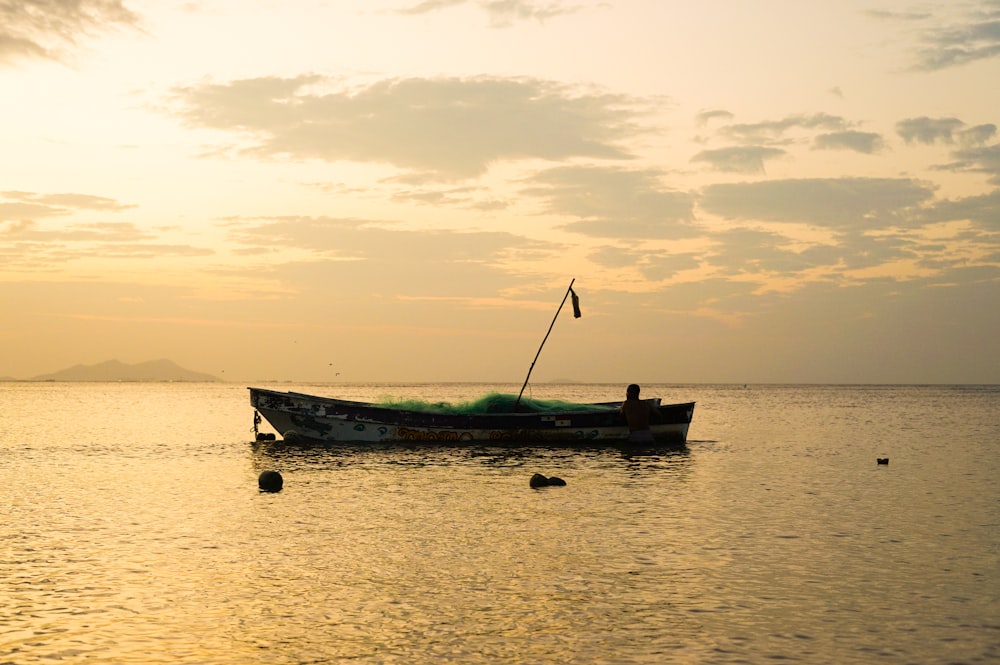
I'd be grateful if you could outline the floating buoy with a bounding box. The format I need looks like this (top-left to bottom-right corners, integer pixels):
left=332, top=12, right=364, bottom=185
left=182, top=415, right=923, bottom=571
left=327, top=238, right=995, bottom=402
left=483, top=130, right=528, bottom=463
left=530, top=473, right=567, bottom=488
left=877, top=458, right=889, bottom=465
left=256, top=432, right=276, bottom=441
left=258, top=470, right=283, bottom=492
left=530, top=473, right=549, bottom=488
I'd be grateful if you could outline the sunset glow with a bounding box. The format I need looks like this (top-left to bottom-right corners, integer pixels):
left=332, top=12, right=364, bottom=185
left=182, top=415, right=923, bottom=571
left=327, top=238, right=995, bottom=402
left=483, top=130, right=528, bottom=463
left=2, top=0, right=998, bottom=383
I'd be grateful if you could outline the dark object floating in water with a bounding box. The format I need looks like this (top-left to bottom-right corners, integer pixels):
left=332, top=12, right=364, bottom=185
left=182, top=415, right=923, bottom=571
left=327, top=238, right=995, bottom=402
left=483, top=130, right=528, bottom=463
left=530, top=473, right=566, bottom=488
left=258, top=470, right=283, bottom=492
left=877, top=458, right=889, bottom=465
left=256, top=432, right=276, bottom=441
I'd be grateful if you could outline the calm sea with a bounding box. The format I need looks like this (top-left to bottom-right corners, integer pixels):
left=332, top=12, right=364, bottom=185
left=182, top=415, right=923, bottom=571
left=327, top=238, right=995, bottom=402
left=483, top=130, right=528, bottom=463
left=1, top=382, right=996, bottom=664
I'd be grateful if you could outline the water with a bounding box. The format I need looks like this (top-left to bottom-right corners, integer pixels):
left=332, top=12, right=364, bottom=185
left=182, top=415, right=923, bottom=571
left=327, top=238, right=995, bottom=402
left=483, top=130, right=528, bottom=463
left=1, top=382, right=996, bottom=664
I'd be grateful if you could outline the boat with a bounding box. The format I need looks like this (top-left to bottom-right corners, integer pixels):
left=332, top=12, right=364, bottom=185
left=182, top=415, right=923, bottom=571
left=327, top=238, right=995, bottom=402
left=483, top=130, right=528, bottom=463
left=248, top=387, right=695, bottom=446
left=249, top=282, right=695, bottom=446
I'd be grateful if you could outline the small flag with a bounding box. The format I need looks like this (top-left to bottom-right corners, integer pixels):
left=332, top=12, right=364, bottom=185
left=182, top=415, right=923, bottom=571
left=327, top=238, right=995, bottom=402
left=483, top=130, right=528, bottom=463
left=570, top=287, right=581, bottom=318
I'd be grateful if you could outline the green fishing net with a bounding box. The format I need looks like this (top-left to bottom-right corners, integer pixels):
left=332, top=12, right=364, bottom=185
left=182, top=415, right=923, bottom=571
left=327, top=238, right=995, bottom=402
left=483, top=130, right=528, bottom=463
left=376, top=392, right=613, bottom=414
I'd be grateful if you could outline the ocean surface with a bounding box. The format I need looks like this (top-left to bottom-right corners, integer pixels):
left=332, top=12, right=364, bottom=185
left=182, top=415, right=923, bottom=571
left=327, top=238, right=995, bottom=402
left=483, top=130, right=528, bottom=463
left=1, top=382, right=996, bottom=664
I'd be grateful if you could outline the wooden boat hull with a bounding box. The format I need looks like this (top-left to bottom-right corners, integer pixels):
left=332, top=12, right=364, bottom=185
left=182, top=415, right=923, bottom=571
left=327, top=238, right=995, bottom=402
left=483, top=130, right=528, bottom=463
left=249, top=387, right=695, bottom=446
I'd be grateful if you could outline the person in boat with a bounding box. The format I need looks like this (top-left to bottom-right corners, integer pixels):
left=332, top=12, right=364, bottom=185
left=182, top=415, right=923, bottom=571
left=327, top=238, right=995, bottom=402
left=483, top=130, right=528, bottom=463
left=620, top=383, right=658, bottom=443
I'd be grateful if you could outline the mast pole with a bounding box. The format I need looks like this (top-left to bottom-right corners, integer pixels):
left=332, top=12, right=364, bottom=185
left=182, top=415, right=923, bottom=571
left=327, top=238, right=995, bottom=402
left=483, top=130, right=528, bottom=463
left=514, top=279, right=575, bottom=410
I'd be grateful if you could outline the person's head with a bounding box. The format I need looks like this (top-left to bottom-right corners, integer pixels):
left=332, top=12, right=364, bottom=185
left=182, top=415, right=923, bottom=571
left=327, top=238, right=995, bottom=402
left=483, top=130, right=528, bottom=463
left=626, top=384, right=640, bottom=399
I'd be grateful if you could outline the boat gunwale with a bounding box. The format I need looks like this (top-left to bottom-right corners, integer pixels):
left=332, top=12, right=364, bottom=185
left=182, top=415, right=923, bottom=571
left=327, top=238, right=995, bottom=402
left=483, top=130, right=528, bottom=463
left=249, top=387, right=693, bottom=421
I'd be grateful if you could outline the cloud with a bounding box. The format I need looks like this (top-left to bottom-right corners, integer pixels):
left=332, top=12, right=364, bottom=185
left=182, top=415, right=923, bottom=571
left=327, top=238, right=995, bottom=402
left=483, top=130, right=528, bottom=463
left=717, top=113, right=850, bottom=145
left=170, top=75, right=641, bottom=179
left=896, top=116, right=966, bottom=144
left=699, top=177, right=936, bottom=228
left=707, top=228, right=821, bottom=275
left=692, top=182, right=1000, bottom=290
left=481, top=0, right=582, bottom=26
left=812, top=130, right=885, bottom=154
left=396, top=0, right=466, bottom=13
left=697, top=113, right=879, bottom=169
left=690, top=146, right=786, bottom=174
left=960, top=123, right=998, bottom=145
left=865, top=9, right=932, bottom=22
left=389, top=184, right=510, bottom=211
left=0, top=191, right=210, bottom=268
left=0, top=236, right=213, bottom=272
left=218, top=217, right=581, bottom=334
left=935, top=144, right=1000, bottom=185
left=695, top=109, right=734, bottom=127
left=710, top=276, right=1000, bottom=383
left=911, top=1, right=1000, bottom=70
left=395, top=0, right=580, bottom=26
left=0, top=203, right=67, bottom=222
left=703, top=224, right=920, bottom=280
left=897, top=119, right=1000, bottom=182
left=519, top=166, right=697, bottom=238
left=0, top=191, right=134, bottom=221
left=919, top=189, right=1000, bottom=229
left=88, top=243, right=215, bottom=259
left=228, top=215, right=554, bottom=274
left=2, top=220, right=149, bottom=242
left=0, top=0, right=138, bottom=65
left=586, top=246, right=643, bottom=269
left=587, top=246, right=700, bottom=281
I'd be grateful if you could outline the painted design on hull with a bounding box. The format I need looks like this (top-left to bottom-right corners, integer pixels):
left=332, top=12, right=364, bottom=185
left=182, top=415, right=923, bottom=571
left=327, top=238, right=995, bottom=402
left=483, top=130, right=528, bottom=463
left=290, top=413, right=335, bottom=438
left=396, top=428, right=475, bottom=442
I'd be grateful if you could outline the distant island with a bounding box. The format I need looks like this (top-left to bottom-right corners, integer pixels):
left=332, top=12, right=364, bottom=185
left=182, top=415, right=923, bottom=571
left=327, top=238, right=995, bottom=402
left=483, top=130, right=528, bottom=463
left=25, top=359, right=220, bottom=382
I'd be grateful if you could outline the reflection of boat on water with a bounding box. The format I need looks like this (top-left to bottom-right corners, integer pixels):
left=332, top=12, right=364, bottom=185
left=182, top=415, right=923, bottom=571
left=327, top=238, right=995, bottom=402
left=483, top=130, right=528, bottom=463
left=249, top=388, right=695, bottom=446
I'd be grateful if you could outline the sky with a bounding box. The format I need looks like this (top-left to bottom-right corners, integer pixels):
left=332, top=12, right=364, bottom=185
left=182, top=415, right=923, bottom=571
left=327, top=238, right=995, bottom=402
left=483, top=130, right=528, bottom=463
left=1, top=0, right=998, bottom=384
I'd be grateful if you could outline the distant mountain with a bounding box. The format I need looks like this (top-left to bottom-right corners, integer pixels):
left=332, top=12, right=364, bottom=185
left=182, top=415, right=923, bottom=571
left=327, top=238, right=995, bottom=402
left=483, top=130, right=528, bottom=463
left=30, top=359, right=220, bottom=382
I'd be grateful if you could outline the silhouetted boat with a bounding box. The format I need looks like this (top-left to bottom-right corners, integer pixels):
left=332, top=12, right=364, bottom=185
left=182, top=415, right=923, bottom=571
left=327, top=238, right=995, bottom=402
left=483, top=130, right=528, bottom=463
left=248, top=387, right=695, bottom=445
